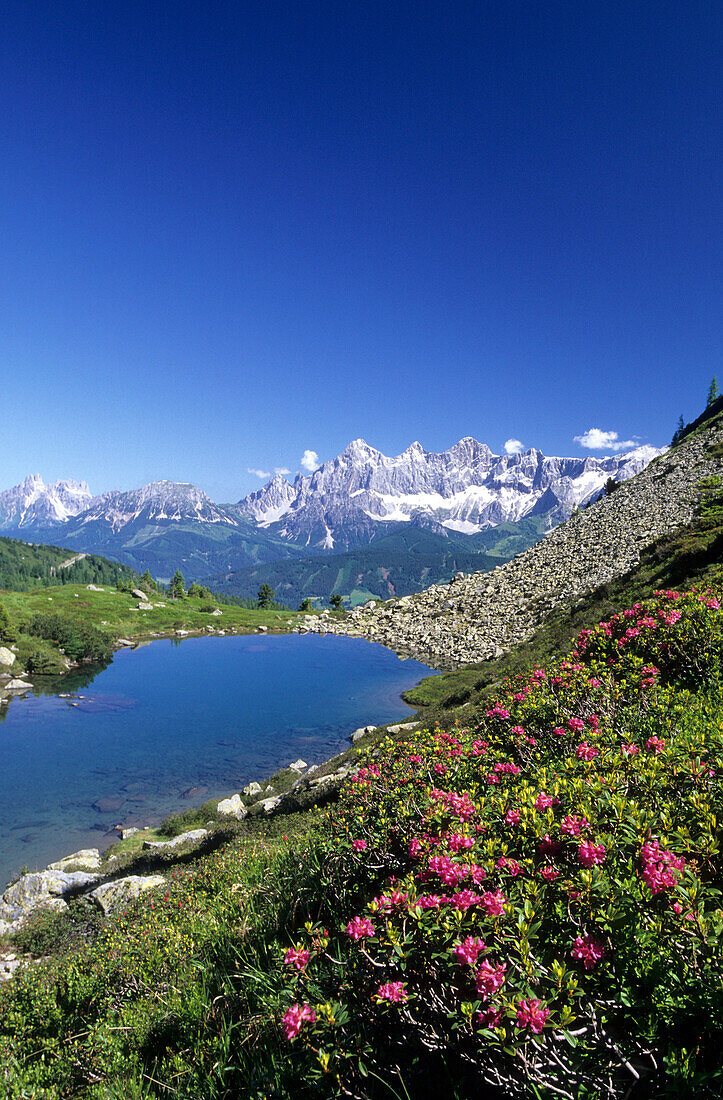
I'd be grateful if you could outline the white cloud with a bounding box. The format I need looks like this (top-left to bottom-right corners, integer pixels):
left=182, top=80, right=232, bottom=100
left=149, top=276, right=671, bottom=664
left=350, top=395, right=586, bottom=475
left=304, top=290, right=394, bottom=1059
left=300, top=449, right=320, bottom=472
left=273, top=467, right=291, bottom=476
left=504, top=438, right=525, bottom=455
left=247, top=467, right=271, bottom=480
left=574, top=428, right=637, bottom=452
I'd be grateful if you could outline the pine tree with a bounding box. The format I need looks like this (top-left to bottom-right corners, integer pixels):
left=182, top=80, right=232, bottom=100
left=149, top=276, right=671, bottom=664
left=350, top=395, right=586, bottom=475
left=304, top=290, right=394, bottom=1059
left=671, top=414, right=686, bottom=445
left=170, top=570, right=186, bottom=599
left=257, top=583, right=275, bottom=609
left=0, top=600, right=16, bottom=643
left=707, top=377, right=719, bottom=407
left=330, top=593, right=343, bottom=610
left=140, top=569, right=157, bottom=593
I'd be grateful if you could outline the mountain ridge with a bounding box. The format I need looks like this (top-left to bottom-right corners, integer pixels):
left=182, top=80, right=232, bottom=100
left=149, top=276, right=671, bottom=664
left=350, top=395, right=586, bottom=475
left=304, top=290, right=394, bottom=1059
left=0, top=436, right=662, bottom=577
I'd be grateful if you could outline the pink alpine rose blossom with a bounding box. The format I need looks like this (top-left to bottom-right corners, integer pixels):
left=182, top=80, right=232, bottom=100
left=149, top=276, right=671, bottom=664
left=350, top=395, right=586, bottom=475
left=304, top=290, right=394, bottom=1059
left=646, top=736, right=666, bottom=753
left=480, top=890, right=506, bottom=916
left=504, top=809, right=522, bottom=825
left=571, top=933, right=606, bottom=970
left=576, top=741, right=599, bottom=761
left=351, top=839, right=367, bottom=851
left=282, top=1003, right=317, bottom=1040
left=453, top=936, right=486, bottom=966
left=515, top=998, right=550, bottom=1033
left=578, top=841, right=606, bottom=867
left=346, top=916, right=375, bottom=940
left=475, top=960, right=506, bottom=999
left=283, top=948, right=310, bottom=971
left=376, top=982, right=408, bottom=1003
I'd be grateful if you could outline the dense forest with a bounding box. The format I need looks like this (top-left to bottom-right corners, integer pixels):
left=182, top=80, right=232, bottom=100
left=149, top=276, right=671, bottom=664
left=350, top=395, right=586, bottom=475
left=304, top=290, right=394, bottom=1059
left=0, top=536, right=136, bottom=592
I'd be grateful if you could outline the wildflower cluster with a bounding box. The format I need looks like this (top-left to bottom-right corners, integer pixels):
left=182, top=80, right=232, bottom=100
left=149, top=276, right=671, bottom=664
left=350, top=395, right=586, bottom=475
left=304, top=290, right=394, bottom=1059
left=274, top=587, right=723, bottom=1096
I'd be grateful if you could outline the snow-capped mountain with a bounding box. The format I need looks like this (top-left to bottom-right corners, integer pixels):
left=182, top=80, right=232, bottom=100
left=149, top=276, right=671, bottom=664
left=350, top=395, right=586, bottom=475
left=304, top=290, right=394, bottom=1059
left=69, top=480, right=240, bottom=534
left=0, top=474, right=95, bottom=529
left=0, top=440, right=663, bottom=577
left=234, top=437, right=663, bottom=550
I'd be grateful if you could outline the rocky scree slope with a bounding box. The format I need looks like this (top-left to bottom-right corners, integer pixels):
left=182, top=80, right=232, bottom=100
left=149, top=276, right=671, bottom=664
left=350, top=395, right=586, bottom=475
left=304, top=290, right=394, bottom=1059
left=296, top=421, right=723, bottom=666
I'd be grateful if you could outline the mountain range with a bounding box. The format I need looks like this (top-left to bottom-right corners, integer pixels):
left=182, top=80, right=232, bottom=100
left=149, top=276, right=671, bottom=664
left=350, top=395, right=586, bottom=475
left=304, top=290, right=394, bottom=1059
left=0, top=438, right=662, bottom=588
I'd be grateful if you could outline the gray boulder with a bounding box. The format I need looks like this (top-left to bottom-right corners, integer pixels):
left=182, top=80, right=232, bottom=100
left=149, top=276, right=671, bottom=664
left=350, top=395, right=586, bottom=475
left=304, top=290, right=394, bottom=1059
left=242, top=781, right=262, bottom=796
left=131, top=589, right=147, bottom=600
left=90, top=875, right=166, bottom=916
left=0, top=647, right=16, bottom=668
left=142, top=829, right=209, bottom=852
left=48, top=849, right=101, bottom=873
left=216, top=794, right=247, bottom=819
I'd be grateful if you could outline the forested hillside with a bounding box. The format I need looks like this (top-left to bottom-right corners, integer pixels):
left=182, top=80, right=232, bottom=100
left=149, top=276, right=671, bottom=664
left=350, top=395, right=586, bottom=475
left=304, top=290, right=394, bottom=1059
left=210, top=519, right=548, bottom=607
left=0, top=536, right=136, bottom=592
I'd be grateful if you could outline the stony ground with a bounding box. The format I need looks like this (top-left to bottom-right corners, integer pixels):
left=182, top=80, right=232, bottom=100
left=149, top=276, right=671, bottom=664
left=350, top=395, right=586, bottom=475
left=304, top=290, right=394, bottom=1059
left=295, top=420, right=723, bottom=667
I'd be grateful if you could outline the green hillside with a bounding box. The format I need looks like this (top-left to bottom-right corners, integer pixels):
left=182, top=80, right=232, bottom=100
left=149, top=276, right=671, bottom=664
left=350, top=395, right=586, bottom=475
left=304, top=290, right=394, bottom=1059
left=0, top=535, right=136, bottom=592
left=209, top=518, right=549, bottom=607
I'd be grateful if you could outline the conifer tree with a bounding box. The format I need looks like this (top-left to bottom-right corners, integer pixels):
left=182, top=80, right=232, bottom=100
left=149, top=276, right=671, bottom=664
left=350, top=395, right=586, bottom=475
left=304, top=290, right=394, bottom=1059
left=257, top=583, right=275, bottom=609
left=707, top=376, right=719, bottom=407
left=0, top=599, right=16, bottom=643
left=170, top=570, right=186, bottom=599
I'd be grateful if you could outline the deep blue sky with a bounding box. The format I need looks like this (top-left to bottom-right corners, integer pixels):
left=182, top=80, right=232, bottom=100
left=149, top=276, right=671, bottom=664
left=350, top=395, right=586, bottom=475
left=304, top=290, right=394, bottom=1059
left=2, top=1, right=720, bottom=501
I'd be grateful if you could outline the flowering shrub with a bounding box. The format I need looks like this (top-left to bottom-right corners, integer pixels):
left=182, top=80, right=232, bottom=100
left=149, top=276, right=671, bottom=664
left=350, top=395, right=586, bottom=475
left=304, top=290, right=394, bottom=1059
left=273, top=588, right=723, bottom=1097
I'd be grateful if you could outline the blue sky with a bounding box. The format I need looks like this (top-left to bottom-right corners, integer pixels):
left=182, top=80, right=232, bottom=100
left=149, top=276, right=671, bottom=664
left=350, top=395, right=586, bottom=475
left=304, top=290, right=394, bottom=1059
left=2, top=1, right=720, bottom=502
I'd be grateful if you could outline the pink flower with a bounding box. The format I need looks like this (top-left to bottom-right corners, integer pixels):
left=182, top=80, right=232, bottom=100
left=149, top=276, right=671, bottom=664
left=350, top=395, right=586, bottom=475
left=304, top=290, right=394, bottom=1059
left=560, top=814, right=589, bottom=837
left=568, top=717, right=585, bottom=732
left=486, top=706, right=510, bottom=720
left=351, top=839, right=367, bottom=851
left=497, top=857, right=523, bottom=877
left=433, top=761, right=448, bottom=775
left=539, top=866, right=560, bottom=882
left=552, top=727, right=567, bottom=738
left=640, top=840, right=685, bottom=894
left=376, top=981, right=408, bottom=1003
left=510, top=725, right=525, bottom=736
left=346, top=916, right=375, bottom=940
left=451, top=889, right=483, bottom=911
left=408, top=837, right=424, bottom=857
left=453, top=936, right=486, bottom=966
left=282, top=1003, right=317, bottom=1040
left=621, top=743, right=639, bottom=757
left=707, top=598, right=720, bottom=609
left=480, top=890, right=506, bottom=916
left=504, top=809, right=522, bottom=826
left=447, top=833, right=475, bottom=852
left=515, top=998, right=550, bottom=1033
left=576, top=741, right=599, bottom=761
left=416, top=894, right=446, bottom=909
left=646, top=736, right=666, bottom=754
left=475, top=960, right=506, bottom=999
left=578, top=841, right=606, bottom=868
left=283, top=948, right=310, bottom=971
left=571, top=932, right=605, bottom=970
left=534, top=793, right=554, bottom=811
left=476, top=1006, right=503, bottom=1028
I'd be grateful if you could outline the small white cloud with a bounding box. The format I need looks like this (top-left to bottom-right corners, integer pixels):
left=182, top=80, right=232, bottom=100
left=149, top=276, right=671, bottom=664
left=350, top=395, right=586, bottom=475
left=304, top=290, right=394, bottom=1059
left=574, top=428, right=637, bottom=452
left=247, top=467, right=271, bottom=480
left=504, top=438, right=525, bottom=455
left=273, top=467, right=291, bottom=476
left=300, top=449, right=320, bottom=472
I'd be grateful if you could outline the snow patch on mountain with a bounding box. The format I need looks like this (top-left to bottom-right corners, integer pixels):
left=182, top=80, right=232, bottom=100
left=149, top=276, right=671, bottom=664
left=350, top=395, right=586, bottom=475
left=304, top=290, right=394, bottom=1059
left=0, top=475, right=95, bottom=529
left=234, top=438, right=665, bottom=551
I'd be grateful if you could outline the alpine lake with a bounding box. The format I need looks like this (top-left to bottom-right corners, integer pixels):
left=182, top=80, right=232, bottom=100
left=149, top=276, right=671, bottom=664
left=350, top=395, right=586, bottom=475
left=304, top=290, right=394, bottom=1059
left=0, top=633, right=437, bottom=889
